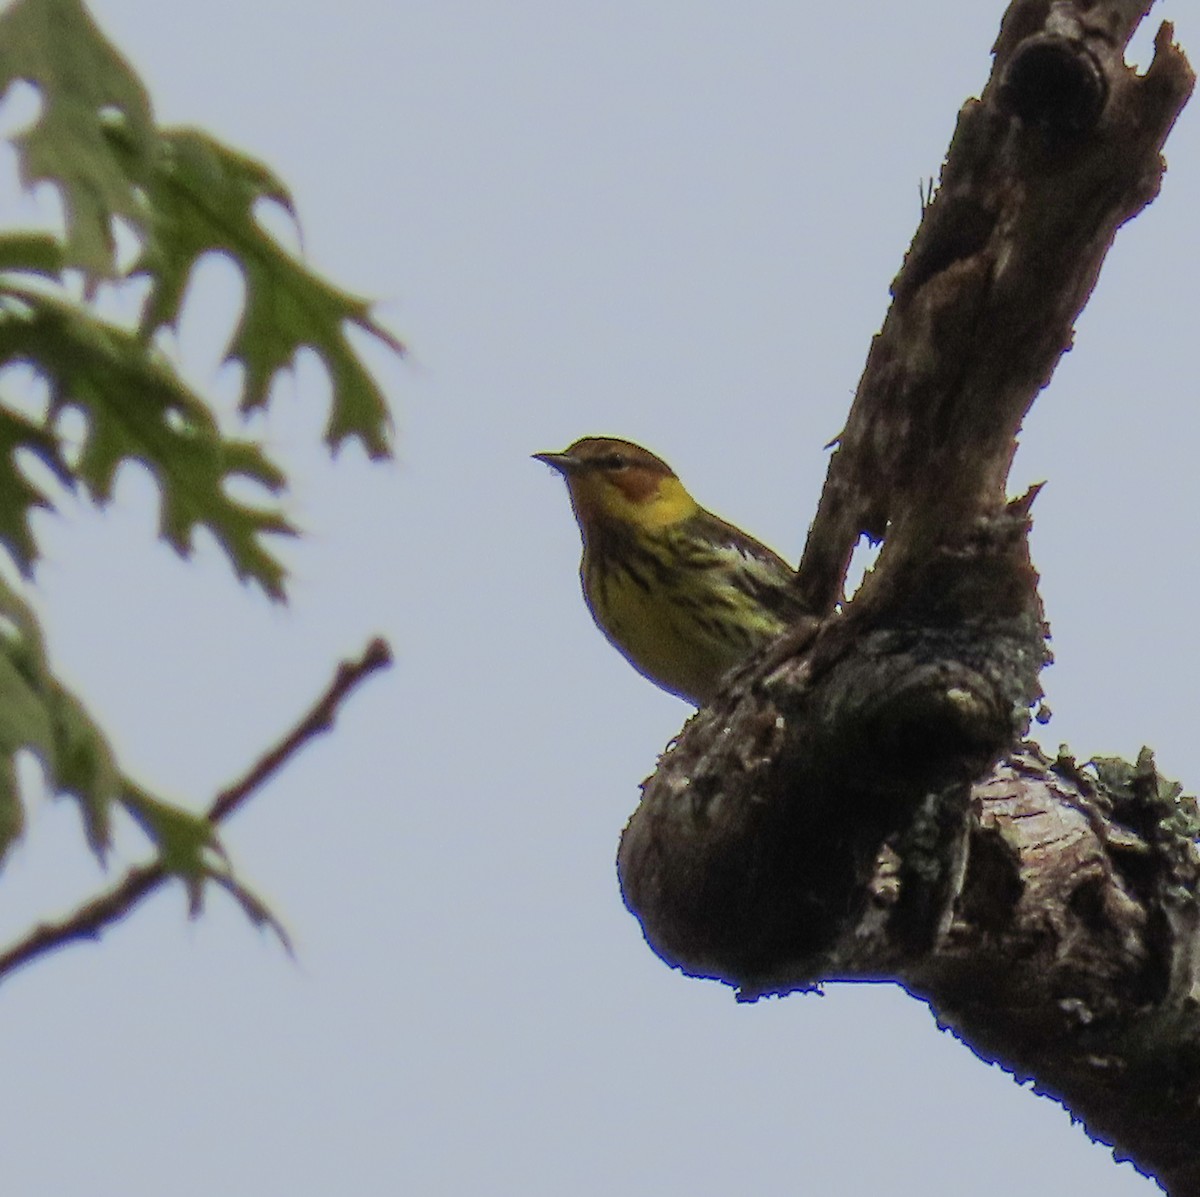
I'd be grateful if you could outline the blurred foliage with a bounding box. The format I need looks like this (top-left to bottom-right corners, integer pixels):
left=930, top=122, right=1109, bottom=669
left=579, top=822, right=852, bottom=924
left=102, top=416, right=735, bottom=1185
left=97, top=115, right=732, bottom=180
left=0, top=0, right=399, bottom=919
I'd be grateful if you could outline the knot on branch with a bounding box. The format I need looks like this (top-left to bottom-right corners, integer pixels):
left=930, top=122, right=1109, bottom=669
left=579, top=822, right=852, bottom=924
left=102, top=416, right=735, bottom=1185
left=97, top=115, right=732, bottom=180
left=998, top=31, right=1108, bottom=133
left=791, top=637, right=1019, bottom=799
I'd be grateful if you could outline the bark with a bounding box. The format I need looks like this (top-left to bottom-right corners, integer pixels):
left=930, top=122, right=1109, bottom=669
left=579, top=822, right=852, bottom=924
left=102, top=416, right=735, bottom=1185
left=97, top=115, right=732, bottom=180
left=617, top=3, right=1196, bottom=1191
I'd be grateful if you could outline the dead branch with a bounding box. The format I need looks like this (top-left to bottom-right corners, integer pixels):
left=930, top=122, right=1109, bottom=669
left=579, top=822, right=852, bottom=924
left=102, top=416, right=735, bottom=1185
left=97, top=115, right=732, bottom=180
left=618, top=3, right=1196, bottom=1190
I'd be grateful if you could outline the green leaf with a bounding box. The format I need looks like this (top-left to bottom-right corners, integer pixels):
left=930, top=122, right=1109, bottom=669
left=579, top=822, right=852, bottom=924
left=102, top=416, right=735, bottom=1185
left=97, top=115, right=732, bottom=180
left=208, top=869, right=293, bottom=952
left=0, top=0, right=156, bottom=278
left=1, top=3, right=399, bottom=457
left=0, top=757, right=21, bottom=865
left=0, top=231, right=64, bottom=277
left=48, top=683, right=121, bottom=857
left=0, top=283, right=295, bottom=597
left=0, top=592, right=54, bottom=863
left=121, top=784, right=218, bottom=912
left=133, top=129, right=398, bottom=458
left=0, top=403, right=73, bottom=574
left=0, top=572, right=120, bottom=863
left=120, top=785, right=289, bottom=936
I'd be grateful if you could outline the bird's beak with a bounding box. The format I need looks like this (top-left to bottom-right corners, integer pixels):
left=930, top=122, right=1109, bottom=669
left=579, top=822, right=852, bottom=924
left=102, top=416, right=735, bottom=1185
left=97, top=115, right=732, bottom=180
left=532, top=450, right=580, bottom=475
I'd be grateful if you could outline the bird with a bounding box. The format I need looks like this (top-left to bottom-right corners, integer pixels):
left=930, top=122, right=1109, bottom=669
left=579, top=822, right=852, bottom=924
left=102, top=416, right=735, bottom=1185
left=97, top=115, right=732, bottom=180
left=534, top=436, right=809, bottom=704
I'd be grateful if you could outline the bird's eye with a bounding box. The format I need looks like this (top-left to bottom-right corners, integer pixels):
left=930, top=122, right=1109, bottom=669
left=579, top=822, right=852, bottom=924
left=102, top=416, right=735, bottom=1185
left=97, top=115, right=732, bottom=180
left=598, top=453, right=629, bottom=471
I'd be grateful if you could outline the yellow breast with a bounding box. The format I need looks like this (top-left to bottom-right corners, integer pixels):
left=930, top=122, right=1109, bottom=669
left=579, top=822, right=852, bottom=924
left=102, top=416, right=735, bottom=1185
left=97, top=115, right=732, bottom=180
left=582, top=544, right=783, bottom=704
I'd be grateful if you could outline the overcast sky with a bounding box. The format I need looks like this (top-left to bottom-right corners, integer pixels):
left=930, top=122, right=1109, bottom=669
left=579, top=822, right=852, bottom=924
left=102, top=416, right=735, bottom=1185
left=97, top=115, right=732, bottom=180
left=1, top=3, right=1196, bottom=1194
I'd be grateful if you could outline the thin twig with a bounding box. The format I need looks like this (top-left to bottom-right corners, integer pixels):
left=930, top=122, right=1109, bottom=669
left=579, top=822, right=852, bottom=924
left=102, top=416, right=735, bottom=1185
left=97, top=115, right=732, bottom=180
left=0, top=636, right=393, bottom=985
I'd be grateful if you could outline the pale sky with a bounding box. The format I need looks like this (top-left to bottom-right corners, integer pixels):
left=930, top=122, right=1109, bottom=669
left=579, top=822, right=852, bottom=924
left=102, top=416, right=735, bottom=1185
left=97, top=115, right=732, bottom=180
left=1, top=3, right=1196, bottom=1194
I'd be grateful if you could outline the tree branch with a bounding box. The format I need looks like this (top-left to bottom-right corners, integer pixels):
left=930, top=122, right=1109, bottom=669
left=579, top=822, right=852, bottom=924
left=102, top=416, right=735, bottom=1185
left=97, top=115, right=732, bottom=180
left=0, top=636, right=393, bottom=985
left=617, top=2, right=1195, bottom=1189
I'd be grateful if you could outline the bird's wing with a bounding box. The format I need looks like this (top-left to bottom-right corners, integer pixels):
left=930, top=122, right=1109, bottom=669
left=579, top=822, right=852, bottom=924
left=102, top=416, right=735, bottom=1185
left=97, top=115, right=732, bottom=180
left=679, top=510, right=809, bottom=624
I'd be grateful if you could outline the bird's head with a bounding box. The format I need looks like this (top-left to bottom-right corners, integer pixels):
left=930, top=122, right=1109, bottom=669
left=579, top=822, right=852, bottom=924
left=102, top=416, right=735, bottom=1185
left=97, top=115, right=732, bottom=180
left=534, top=437, right=698, bottom=534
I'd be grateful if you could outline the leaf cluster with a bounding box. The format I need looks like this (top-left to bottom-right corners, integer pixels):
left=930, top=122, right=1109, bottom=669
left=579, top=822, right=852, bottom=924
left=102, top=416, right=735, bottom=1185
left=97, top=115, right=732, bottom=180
left=0, top=0, right=398, bottom=915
